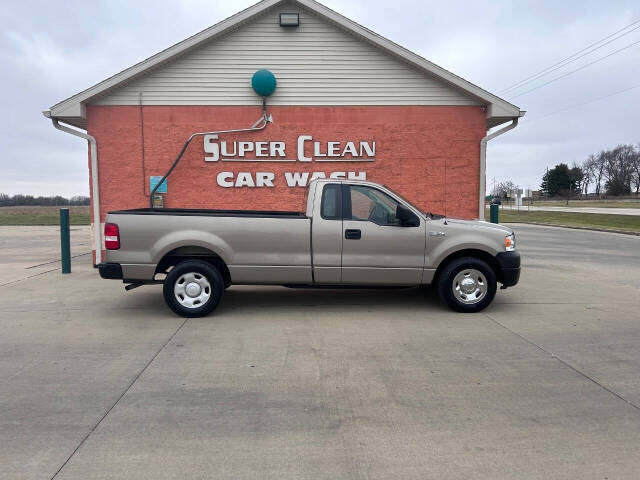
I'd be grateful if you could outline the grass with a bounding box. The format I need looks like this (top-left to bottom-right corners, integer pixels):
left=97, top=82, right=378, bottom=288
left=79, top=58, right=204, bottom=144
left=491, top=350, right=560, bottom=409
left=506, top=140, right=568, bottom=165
left=489, top=208, right=640, bottom=234
left=2, top=204, right=638, bottom=234
left=519, top=200, right=640, bottom=209
left=0, top=206, right=90, bottom=226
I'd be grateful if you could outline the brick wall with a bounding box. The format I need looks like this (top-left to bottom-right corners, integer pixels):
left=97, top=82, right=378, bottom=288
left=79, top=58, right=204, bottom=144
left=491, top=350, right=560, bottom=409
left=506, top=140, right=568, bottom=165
left=86, top=105, right=486, bottom=225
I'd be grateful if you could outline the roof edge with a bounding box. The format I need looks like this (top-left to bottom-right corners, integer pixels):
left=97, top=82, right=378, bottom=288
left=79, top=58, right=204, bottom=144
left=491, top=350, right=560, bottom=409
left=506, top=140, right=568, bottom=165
left=48, top=0, right=520, bottom=120
left=296, top=0, right=520, bottom=116
left=49, top=0, right=282, bottom=115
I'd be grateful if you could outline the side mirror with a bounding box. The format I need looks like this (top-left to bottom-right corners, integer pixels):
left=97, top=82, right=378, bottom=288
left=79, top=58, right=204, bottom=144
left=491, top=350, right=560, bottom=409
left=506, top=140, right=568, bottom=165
left=396, top=204, right=419, bottom=227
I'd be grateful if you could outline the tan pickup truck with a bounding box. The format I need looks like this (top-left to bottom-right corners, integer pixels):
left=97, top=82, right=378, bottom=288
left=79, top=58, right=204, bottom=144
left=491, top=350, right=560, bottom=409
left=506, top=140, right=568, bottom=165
left=98, top=179, right=520, bottom=316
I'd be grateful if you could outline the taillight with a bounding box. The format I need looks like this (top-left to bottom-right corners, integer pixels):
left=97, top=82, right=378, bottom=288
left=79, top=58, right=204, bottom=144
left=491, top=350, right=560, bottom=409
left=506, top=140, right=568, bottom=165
left=104, top=223, right=120, bottom=250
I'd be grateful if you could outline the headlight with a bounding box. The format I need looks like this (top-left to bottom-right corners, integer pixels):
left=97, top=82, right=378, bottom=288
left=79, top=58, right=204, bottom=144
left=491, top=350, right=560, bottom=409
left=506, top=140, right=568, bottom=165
left=504, top=233, right=515, bottom=251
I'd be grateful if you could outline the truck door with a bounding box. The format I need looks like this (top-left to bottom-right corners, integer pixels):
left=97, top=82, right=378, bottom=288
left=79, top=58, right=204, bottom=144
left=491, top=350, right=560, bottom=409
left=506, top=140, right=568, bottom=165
left=340, top=184, right=425, bottom=284
left=311, top=183, right=343, bottom=283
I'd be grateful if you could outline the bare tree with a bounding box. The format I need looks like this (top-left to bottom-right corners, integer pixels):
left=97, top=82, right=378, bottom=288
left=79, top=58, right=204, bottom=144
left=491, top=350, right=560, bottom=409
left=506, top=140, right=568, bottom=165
left=593, top=151, right=607, bottom=195
left=581, top=155, right=596, bottom=194
left=576, top=145, right=640, bottom=196
left=603, top=145, right=635, bottom=195
left=0, top=194, right=90, bottom=207
left=572, top=160, right=589, bottom=194
left=632, top=143, right=640, bottom=195
left=494, top=180, right=518, bottom=198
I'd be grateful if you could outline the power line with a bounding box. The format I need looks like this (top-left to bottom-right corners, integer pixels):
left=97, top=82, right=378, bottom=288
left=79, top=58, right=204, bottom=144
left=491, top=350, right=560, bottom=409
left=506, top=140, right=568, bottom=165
left=510, top=38, right=640, bottom=99
left=502, top=22, right=640, bottom=94
left=537, top=83, right=640, bottom=120
left=514, top=83, right=640, bottom=129
left=500, top=18, right=640, bottom=94
left=518, top=83, right=640, bottom=126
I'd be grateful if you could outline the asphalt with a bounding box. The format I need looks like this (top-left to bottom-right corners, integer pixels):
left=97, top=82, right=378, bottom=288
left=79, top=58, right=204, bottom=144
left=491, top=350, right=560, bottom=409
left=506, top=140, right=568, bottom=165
left=1, top=224, right=640, bottom=479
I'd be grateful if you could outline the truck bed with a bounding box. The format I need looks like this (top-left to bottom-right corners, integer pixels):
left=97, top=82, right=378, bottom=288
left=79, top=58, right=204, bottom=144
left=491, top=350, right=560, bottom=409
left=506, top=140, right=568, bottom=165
left=108, top=208, right=307, bottom=219
left=105, top=208, right=313, bottom=284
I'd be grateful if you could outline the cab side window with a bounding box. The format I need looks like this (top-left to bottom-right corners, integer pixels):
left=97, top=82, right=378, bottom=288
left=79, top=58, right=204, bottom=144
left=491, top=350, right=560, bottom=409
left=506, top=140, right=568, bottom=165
left=321, top=184, right=342, bottom=220
left=346, top=185, right=401, bottom=226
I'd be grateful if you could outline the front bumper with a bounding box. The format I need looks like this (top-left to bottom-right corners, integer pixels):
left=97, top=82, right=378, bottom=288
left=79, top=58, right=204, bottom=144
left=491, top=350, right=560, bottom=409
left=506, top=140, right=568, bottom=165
left=496, top=251, right=520, bottom=288
left=98, top=262, right=123, bottom=280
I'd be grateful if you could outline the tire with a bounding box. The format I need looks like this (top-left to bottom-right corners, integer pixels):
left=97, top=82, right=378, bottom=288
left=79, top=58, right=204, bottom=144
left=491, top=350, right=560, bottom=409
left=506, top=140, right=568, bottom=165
left=437, top=257, right=497, bottom=313
left=163, top=260, right=224, bottom=317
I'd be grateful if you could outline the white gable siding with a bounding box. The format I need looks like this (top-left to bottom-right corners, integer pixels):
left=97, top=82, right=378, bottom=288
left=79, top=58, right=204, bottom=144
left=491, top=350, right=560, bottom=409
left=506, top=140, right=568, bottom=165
left=93, top=4, right=481, bottom=107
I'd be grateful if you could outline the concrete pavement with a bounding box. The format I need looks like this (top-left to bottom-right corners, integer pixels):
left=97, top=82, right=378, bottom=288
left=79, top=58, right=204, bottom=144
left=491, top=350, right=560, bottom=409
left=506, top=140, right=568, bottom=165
left=0, top=226, right=91, bottom=285
left=1, top=224, right=640, bottom=479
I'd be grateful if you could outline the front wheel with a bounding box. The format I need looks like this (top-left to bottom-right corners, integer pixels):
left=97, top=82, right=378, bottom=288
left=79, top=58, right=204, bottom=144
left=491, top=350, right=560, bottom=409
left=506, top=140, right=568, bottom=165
left=163, top=260, right=224, bottom=317
left=437, top=257, right=497, bottom=313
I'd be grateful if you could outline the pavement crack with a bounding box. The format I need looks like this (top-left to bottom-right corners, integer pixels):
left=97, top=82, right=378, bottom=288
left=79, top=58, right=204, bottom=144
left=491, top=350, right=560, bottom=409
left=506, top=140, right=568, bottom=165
left=0, top=268, right=62, bottom=287
left=25, top=252, right=91, bottom=269
left=49, top=317, right=189, bottom=480
left=485, top=312, right=640, bottom=413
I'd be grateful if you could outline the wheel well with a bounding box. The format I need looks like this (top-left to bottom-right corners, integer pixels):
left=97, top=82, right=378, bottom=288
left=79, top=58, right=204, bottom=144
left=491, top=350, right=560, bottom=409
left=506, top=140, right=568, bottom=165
left=155, top=246, right=231, bottom=287
left=432, top=249, right=501, bottom=286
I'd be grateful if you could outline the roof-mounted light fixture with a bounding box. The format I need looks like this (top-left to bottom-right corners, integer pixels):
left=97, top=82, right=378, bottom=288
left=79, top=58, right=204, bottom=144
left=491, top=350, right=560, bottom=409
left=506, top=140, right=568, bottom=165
left=279, top=13, right=299, bottom=27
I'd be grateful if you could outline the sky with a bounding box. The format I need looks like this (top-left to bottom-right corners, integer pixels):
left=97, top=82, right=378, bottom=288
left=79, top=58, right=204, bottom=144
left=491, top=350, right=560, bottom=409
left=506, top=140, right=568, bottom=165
left=1, top=0, right=639, bottom=197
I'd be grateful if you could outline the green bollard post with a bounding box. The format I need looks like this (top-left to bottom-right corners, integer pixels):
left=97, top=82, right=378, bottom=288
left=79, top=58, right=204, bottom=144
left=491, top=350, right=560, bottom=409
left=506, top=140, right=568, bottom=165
left=60, top=208, right=71, bottom=274
left=489, top=204, right=499, bottom=224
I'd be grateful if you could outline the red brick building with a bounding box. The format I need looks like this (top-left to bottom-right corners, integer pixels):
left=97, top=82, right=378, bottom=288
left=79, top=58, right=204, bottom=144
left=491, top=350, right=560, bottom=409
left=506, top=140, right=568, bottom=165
left=45, top=0, right=523, bottom=262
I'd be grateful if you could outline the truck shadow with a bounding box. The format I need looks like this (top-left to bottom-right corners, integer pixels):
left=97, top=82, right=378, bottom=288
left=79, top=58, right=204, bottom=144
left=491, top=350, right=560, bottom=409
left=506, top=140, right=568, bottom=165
left=124, top=284, right=519, bottom=317
left=216, top=285, right=449, bottom=315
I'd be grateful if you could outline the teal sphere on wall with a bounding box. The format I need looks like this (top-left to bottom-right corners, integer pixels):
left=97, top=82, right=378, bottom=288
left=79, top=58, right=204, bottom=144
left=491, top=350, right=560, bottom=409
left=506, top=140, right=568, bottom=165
left=251, top=69, right=277, bottom=97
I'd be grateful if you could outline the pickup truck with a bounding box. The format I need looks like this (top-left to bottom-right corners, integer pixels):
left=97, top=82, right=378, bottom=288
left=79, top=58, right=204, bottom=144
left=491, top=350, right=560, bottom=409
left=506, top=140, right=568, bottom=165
left=98, top=179, right=520, bottom=316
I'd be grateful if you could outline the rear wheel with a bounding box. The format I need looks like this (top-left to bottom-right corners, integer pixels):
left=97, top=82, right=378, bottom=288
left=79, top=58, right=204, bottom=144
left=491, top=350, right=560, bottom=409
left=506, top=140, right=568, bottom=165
left=163, top=260, right=224, bottom=317
left=437, top=257, right=497, bottom=313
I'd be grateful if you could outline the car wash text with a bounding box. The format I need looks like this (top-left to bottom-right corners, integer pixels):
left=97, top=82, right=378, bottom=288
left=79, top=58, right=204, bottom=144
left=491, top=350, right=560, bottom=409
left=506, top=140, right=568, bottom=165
left=204, top=134, right=375, bottom=187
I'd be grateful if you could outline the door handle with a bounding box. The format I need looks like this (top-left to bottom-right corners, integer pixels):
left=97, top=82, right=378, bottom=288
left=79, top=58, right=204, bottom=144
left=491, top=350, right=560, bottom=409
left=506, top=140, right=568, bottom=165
left=345, top=229, right=361, bottom=240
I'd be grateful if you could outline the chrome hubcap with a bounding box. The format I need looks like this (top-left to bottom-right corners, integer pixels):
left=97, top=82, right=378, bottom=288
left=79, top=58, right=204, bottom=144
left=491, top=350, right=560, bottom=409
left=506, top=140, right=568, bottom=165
left=185, top=282, right=201, bottom=297
left=452, top=269, right=487, bottom=305
left=174, top=272, right=211, bottom=309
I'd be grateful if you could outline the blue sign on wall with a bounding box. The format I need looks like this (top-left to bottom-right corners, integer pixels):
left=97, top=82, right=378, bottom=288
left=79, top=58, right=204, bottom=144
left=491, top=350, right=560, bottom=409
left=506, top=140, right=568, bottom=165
left=150, top=176, right=167, bottom=194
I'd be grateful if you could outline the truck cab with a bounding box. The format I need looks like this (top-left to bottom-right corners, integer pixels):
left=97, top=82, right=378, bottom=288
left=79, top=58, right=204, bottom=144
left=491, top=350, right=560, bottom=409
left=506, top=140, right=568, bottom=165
left=308, top=178, right=518, bottom=291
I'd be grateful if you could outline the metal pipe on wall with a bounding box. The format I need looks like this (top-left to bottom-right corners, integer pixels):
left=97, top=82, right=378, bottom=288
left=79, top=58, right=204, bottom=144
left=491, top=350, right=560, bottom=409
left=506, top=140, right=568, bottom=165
left=478, top=118, right=519, bottom=221
left=149, top=105, right=273, bottom=208
left=43, top=112, right=103, bottom=265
